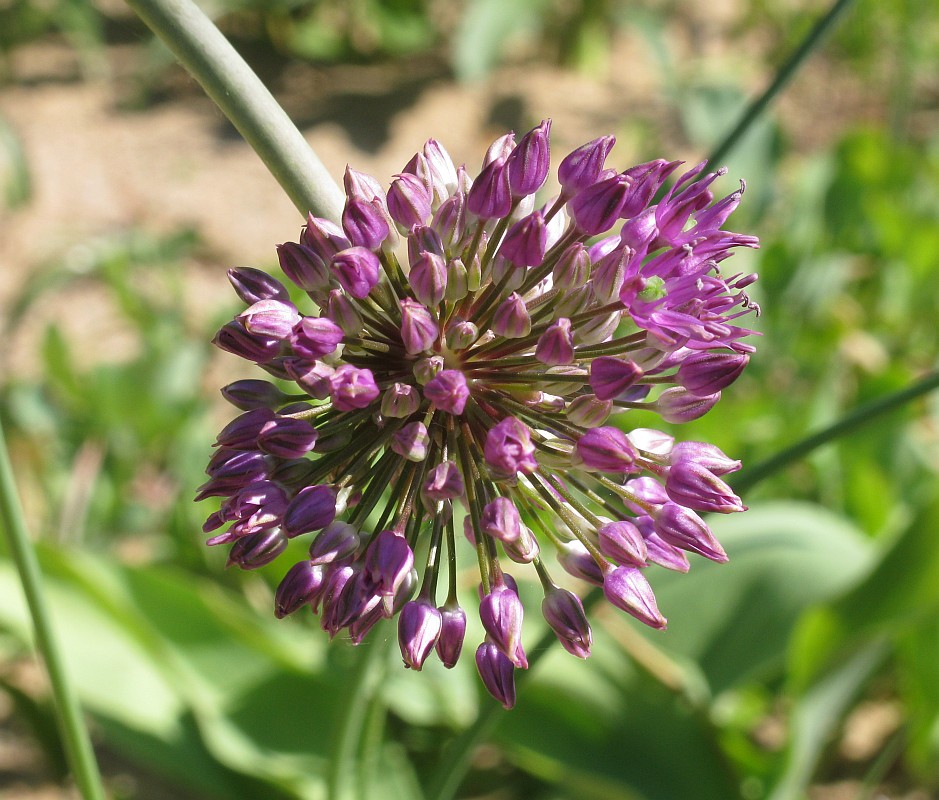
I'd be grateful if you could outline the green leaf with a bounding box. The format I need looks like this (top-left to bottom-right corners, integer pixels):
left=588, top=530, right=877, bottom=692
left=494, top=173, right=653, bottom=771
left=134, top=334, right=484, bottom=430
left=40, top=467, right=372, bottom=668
left=649, top=502, right=874, bottom=693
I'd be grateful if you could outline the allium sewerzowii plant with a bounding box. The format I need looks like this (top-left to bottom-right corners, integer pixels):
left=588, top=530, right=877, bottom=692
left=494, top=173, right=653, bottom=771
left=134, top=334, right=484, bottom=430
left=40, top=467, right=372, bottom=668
left=199, top=121, right=759, bottom=708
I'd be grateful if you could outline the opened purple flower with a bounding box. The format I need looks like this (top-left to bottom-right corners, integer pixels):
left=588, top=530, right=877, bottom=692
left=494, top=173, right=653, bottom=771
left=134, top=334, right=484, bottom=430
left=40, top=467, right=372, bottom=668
left=201, top=120, right=759, bottom=708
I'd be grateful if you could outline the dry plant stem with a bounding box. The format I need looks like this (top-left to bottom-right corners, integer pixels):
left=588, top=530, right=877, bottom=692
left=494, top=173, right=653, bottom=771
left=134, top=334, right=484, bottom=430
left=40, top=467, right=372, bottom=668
left=0, top=417, right=106, bottom=800
left=124, top=0, right=344, bottom=222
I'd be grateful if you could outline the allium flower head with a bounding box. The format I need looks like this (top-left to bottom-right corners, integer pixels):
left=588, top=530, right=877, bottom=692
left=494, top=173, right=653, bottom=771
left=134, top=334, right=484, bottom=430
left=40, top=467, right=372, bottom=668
left=201, top=121, right=759, bottom=708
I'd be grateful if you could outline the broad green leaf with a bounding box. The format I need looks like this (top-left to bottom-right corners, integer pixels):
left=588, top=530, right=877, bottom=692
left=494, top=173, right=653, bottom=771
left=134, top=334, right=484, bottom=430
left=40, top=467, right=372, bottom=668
left=648, top=502, right=874, bottom=693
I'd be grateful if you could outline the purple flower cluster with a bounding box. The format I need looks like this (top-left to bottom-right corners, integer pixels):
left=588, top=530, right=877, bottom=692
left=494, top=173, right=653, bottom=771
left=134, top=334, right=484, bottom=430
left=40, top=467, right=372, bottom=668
left=200, top=121, right=759, bottom=708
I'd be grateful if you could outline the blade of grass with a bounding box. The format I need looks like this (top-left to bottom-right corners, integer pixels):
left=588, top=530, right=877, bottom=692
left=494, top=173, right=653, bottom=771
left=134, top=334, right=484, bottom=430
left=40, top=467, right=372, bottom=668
left=123, top=0, right=344, bottom=222
left=0, top=417, right=106, bottom=800
left=706, top=0, right=858, bottom=170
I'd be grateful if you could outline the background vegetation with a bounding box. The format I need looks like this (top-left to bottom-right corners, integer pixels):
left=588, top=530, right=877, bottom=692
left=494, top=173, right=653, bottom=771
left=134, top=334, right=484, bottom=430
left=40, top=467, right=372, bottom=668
left=1, top=0, right=939, bottom=798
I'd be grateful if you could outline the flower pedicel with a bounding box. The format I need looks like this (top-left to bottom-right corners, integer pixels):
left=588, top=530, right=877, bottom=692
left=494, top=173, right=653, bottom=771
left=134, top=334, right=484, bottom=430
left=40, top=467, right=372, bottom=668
left=199, top=120, right=759, bottom=708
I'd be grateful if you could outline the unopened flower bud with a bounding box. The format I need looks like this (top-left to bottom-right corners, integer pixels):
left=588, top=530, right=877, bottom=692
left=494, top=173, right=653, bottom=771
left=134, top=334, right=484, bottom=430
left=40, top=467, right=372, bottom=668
left=598, top=520, right=648, bottom=567
left=558, top=135, right=615, bottom=193
left=499, top=211, right=547, bottom=267
left=409, top=251, right=448, bottom=307
left=542, top=587, right=592, bottom=658
left=575, top=426, right=640, bottom=473
left=566, top=394, right=613, bottom=427
left=329, top=365, right=380, bottom=411
left=552, top=243, right=590, bottom=290
left=388, top=172, right=432, bottom=229
left=535, top=318, right=575, bottom=366
left=446, top=319, right=479, bottom=350
left=391, top=421, right=430, bottom=461
left=424, top=369, right=470, bottom=415
left=590, top=357, right=643, bottom=401
left=655, top=387, right=721, bottom=423
left=491, top=293, right=531, bottom=338
left=275, top=560, right=326, bottom=618
left=476, top=641, right=516, bottom=709
left=309, top=520, right=360, bottom=565
left=400, top=298, right=439, bottom=355
left=602, top=565, right=666, bottom=629
left=676, top=351, right=749, bottom=396
left=228, top=267, right=290, bottom=305
left=507, top=119, right=551, bottom=198
left=283, top=485, right=337, bottom=537
left=221, top=379, right=287, bottom=410
left=398, top=599, right=442, bottom=670
left=331, top=247, right=381, bottom=299
left=381, top=383, right=421, bottom=418
left=436, top=602, right=467, bottom=668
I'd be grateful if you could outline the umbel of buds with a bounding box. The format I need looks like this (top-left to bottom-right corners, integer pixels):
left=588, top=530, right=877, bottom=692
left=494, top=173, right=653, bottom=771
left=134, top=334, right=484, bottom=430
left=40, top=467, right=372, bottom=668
left=201, top=120, right=759, bottom=709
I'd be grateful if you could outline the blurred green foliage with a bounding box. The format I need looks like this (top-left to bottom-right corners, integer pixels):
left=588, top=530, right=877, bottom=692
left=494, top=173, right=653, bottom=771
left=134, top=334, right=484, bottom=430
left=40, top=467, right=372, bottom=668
left=2, top=0, right=939, bottom=798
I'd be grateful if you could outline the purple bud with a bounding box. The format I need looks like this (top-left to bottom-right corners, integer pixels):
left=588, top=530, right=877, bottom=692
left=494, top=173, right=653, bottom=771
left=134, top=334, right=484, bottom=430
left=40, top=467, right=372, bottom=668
left=257, top=416, right=318, bottom=458
left=590, top=357, right=644, bottom=401
left=388, top=172, right=432, bottom=229
left=400, top=298, right=440, bottom=355
left=423, top=138, right=459, bottom=200
left=491, top=293, right=532, bottom=338
left=282, top=485, right=337, bottom=537
left=558, top=135, right=615, bottom=193
left=275, top=560, right=326, bottom=618
left=598, top=520, right=648, bottom=567
left=284, top=359, right=334, bottom=400
left=365, top=530, right=415, bottom=597
left=655, top=387, right=721, bottom=423
left=436, top=603, right=467, bottom=668
left=535, top=318, right=575, bottom=365
left=446, top=320, right=479, bottom=350
left=619, top=159, right=678, bottom=219
left=391, top=421, right=430, bottom=462
left=570, top=172, right=630, bottom=236
left=575, top=426, right=641, bottom=473
left=422, top=460, right=465, bottom=502
left=665, top=462, right=745, bottom=514
left=291, top=316, right=345, bottom=360
left=557, top=540, right=605, bottom=586
left=342, top=196, right=390, bottom=250
left=552, top=243, right=590, bottom=290
left=499, top=211, right=547, bottom=267
left=220, top=379, right=286, bottom=410
left=331, top=247, right=381, bottom=299
left=433, top=193, right=467, bottom=250
left=542, top=587, right=592, bottom=658
left=480, top=497, right=523, bottom=543
left=627, top=428, right=674, bottom=455
left=503, top=526, right=540, bottom=564
left=309, top=520, right=360, bottom=565
left=381, top=383, right=421, bottom=418
left=228, top=267, right=290, bottom=305
left=483, top=133, right=516, bottom=167
left=213, top=320, right=280, bottom=363
left=398, top=599, right=443, bottom=670
left=639, top=516, right=691, bottom=572
left=566, top=394, right=613, bottom=427
left=227, top=528, right=288, bottom=569
left=344, top=165, right=385, bottom=202
left=676, top=351, right=749, bottom=396
left=215, top=408, right=275, bottom=449
left=413, top=355, right=444, bottom=385
left=652, top=502, right=728, bottom=562
left=670, top=441, right=741, bottom=475
left=407, top=224, right=445, bottom=263
left=479, top=584, right=527, bottom=668
left=238, top=299, right=300, bottom=340
left=507, top=119, right=551, bottom=197
left=602, top=565, right=667, bottom=629
left=484, top=416, right=537, bottom=476
left=424, top=369, right=470, bottom=415
left=303, top=214, right=352, bottom=258
left=476, top=641, right=516, bottom=709
left=467, top=155, right=512, bottom=220
left=329, top=365, right=380, bottom=411
left=592, top=246, right=633, bottom=304
left=325, top=289, right=364, bottom=335
left=276, top=242, right=331, bottom=292
left=409, top=251, right=448, bottom=307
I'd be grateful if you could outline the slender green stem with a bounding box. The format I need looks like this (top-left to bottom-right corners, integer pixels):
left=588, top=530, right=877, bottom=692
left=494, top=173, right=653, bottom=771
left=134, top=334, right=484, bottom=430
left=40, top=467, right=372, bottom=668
left=732, top=370, right=939, bottom=494
left=706, top=0, right=858, bottom=170
left=124, top=0, right=344, bottom=221
left=328, top=628, right=390, bottom=800
left=0, top=417, right=106, bottom=800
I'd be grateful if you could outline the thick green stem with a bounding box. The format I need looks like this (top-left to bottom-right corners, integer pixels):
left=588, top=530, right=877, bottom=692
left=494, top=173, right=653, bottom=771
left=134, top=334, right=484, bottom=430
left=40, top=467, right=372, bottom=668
left=124, top=0, right=344, bottom=222
left=0, top=417, right=106, bottom=800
